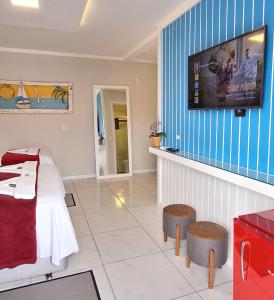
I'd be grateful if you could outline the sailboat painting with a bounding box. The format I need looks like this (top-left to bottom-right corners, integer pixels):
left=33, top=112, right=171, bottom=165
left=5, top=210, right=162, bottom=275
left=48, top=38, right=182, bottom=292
left=0, top=80, right=72, bottom=113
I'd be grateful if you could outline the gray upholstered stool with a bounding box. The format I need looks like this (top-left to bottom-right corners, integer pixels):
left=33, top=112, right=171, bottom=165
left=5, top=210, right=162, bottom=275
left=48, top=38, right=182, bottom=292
left=163, top=204, right=196, bottom=256
left=186, top=221, right=228, bottom=289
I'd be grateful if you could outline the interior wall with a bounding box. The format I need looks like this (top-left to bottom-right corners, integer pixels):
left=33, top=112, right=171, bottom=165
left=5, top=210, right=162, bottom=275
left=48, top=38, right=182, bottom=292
left=0, top=52, right=157, bottom=176
left=161, top=0, right=274, bottom=184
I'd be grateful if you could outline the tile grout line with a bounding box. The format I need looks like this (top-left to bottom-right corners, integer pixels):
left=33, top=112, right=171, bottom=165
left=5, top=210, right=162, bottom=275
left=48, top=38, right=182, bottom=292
left=142, top=219, right=233, bottom=296
left=140, top=220, right=199, bottom=297
left=72, top=177, right=232, bottom=299
left=91, top=224, right=141, bottom=235
left=72, top=180, right=118, bottom=300
left=171, top=290, right=203, bottom=300
left=163, top=246, right=233, bottom=294
left=103, top=251, right=165, bottom=267
left=74, top=178, right=198, bottom=300
left=161, top=249, right=198, bottom=294
left=103, top=181, right=153, bottom=227
left=73, top=177, right=164, bottom=299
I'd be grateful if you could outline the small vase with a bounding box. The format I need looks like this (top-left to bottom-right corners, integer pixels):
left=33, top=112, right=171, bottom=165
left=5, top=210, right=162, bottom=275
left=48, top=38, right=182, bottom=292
left=151, top=136, right=161, bottom=147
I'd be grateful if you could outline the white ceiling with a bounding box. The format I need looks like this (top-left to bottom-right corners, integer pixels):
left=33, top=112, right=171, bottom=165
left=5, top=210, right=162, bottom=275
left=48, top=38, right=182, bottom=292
left=0, top=0, right=87, bottom=31
left=0, top=0, right=195, bottom=62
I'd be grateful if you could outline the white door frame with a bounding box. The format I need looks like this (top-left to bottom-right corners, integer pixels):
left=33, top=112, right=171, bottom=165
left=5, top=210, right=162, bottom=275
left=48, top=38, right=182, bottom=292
left=93, top=85, right=133, bottom=179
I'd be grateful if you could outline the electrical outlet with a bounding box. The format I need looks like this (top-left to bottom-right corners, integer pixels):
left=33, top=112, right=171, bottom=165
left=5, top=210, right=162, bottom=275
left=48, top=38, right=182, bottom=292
left=61, top=124, right=67, bottom=132
left=176, top=134, right=180, bottom=140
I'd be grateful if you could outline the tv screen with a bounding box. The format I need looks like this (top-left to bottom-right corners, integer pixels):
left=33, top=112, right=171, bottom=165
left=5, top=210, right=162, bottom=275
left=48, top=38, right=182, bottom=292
left=188, top=26, right=266, bottom=110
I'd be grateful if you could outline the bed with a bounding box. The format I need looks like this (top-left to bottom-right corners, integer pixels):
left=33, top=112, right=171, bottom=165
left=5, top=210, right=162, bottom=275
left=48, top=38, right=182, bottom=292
left=0, top=148, right=55, bottom=167
left=0, top=159, right=78, bottom=284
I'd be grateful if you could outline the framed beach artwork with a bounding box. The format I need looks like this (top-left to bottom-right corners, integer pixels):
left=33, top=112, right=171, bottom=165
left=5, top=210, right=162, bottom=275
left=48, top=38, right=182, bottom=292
left=0, top=80, right=72, bottom=113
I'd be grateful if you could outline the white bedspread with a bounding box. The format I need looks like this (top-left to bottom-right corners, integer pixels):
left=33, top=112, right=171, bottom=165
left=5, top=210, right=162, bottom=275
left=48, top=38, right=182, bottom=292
left=36, top=165, right=78, bottom=265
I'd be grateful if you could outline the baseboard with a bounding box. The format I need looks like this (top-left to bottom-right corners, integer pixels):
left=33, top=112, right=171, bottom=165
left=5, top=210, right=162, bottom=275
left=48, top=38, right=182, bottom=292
left=62, top=174, right=96, bottom=180
left=226, top=258, right=233, bottom=268
left=133, top=168, right=157, bottom=174
left=63, top=169, right=156, bottom=180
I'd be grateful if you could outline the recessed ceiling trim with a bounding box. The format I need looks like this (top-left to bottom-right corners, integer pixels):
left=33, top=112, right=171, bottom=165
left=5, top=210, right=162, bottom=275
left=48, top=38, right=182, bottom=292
left=124, top=31, right=158, bottom=60
left=123, top=0, right=200, bottom=63
left=132, top=59, right=157, bottom=64
left=0, top=47, right=123, bottom=61
left=0, top=47, right=158, bottom=64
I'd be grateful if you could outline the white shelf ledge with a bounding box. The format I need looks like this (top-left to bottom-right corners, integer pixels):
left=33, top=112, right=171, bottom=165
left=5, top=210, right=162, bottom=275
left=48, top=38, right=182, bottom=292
left=149, top=147, right=274, bottom=199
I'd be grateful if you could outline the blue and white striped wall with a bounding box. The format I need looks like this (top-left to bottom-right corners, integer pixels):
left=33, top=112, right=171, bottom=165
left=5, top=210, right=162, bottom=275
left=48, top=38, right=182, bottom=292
left=161, top=0, right=274, bottom=185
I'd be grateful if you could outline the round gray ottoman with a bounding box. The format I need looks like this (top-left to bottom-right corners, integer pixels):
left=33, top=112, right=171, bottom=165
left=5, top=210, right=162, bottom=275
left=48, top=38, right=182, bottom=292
left=163, top=204, right=196, bottom=256
left=186, top=221, right=228, bottom=289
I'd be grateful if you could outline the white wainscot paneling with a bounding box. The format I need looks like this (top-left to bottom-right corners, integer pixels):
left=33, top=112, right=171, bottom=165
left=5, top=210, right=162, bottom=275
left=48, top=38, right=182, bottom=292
left=157, top=157, right=274, bottom=263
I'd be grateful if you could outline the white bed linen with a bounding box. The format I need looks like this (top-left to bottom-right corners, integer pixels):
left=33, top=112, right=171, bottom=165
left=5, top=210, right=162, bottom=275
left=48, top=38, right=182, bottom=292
left=36, top=165, right=78, bottom=265
left=39, top=149, right=55, bottom=166
left=0, top=177, right=19, bottom=196
left=0, top=161, right=37, bottom=199
left=0, top=148, right=55, bottom=166
left=0, top=163, right=23, bottom=173
left=8, top=147, right=39, bottom=155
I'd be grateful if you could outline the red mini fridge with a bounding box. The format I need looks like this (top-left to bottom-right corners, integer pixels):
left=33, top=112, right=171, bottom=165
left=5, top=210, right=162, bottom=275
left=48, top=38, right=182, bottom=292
left=234, top=209, right=274, bottom=299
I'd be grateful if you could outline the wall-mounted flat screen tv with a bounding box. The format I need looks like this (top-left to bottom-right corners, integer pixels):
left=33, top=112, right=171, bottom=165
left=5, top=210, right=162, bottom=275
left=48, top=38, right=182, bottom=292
left=188, top=26, right=266, bottom=110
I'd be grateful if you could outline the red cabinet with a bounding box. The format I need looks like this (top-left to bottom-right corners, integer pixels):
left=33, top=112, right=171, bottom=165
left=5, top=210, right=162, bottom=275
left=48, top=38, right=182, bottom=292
left=234, top=209, right=274, bottom=300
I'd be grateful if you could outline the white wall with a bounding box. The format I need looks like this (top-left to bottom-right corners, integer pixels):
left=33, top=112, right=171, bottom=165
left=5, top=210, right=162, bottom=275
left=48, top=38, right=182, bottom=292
left=0, top=52, right=157, bottom=176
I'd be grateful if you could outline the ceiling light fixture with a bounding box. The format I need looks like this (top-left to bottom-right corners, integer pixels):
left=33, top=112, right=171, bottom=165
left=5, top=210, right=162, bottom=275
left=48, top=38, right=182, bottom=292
left=11, top=0, right=39, bottom=8
left=80, top=0, right=92, bottom=26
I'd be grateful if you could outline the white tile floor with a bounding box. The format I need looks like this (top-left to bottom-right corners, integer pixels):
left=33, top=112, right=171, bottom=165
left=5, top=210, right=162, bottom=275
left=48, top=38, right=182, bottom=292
left=0, top=172, right=233, bottom=299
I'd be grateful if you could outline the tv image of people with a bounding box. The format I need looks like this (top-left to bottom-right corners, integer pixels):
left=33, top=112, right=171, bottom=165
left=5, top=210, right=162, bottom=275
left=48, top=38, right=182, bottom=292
left=188, top=27, right=265, bottom=109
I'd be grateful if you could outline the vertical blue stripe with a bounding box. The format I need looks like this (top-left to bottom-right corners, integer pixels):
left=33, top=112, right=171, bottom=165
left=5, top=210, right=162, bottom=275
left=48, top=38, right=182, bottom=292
left=210, top=0, right=220, bottom=164
left=258, top=0, right=273, bottom=174
left=239, top=0, right=253, bottom=172
left=254, top=0, right=264, bottom=27
left=230, top=0, right=243, bottom=171
left=175, top=19, right=180, bottom=149
left=183, top=14, right=187, bottom=155
left=217, top=0, right=227, bottom=164
left=195, top=4, right=201, bottom=157
left=268, top=0, right=274, bottom=181
left=185, top=11, right=190, bottom=156
left=166, top=26, right=170, bottom=146
left=204, top=0, right=213, bottom=161
left=162, top=28, right=166, bottom=146
left=199, top=0, right=207, bottom=160
left=189, top=7, right=196, bottom=158
left=170, top=23, right=174, bottom=147
left=224, top=0, right=235, bottom=168
left=248, top=0, right=264, bottom=171
left=227, top=0, right=235, bottom=39
left=181, top=15, right=186, bottom=153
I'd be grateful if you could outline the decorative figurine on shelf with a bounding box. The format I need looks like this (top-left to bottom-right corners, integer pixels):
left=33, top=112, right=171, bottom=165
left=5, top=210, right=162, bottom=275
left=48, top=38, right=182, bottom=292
left=149, top=119, right=165, bottom=147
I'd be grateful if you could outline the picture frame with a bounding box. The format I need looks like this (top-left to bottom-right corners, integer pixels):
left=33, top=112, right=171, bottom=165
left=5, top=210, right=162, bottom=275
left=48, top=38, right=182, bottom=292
left=0, top=80, right=72, bottom=113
